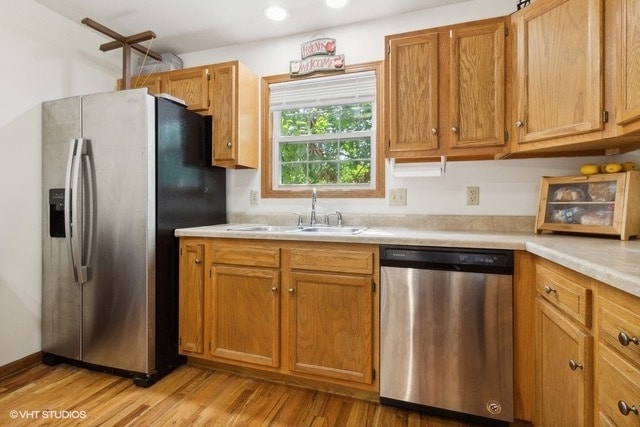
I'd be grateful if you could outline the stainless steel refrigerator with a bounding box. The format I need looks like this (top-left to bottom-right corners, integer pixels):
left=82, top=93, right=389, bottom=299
left=42, top=88, right=226, bottom=386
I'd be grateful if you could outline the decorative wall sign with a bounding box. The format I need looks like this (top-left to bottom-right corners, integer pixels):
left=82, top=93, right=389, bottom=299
left=290, top=37, right=345, bottom=76
left=301, top=38, right=337, bottom=59
left=290, top=54, right=345, bottom=76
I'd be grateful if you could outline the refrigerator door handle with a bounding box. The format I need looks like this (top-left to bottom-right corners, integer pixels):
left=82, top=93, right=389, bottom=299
left=64, top=138, right=91, bottom=284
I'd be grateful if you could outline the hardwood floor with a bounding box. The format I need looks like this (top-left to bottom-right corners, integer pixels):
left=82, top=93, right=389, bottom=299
left=0, top=363, right=503, bottom=426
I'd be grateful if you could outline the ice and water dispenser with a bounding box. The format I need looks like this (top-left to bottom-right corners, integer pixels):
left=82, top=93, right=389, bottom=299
left=48, top=188, right=65, bottom=237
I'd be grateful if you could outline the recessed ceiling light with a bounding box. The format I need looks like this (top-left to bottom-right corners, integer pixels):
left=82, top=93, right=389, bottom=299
left=326, top=0, right=349, bottom=8
left=265, top=6, right=288, bottom=21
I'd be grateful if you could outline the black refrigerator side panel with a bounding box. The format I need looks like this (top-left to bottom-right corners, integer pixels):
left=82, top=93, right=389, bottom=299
left=154, top=98, right=227, bottom=375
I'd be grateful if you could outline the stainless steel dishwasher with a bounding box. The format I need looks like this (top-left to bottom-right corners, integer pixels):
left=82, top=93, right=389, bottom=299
left=380, top=245, right=514, bottom=425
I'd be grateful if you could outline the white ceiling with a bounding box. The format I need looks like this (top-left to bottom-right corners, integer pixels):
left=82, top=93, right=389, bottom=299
left=33, top=0, right=468, bottom=55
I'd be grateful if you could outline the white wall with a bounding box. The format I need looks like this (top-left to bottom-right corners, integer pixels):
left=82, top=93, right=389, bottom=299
left=0, top=0, right=119, bottom=366
left=181, top=0, right=639, bottom=218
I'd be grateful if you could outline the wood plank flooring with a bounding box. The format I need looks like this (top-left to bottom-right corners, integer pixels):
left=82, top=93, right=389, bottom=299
left=0, top=363, right=505, bottom=426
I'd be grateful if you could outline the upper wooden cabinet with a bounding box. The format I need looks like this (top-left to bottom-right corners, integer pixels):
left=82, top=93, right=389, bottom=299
left=385, top=17, right=508, bottom=161
left=510, top=0, right=640, bottom=154
left=386, top=32, right=439, bottom=157
left=118, top=61, right=259, bottom=169
left=512, top=0, right=604, bottom=148
left=616, top=0, right=640, bottom=134
left=163, top=67, right=211, bottom=112
left=210, top=61, right=259, bottom=169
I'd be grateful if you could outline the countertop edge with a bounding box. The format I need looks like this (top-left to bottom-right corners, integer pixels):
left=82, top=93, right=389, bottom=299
left=175, top=224, right=640, bottom=298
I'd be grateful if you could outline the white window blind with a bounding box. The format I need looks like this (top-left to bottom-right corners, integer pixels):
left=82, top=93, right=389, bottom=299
left=269, top=71, right=376, bottom=111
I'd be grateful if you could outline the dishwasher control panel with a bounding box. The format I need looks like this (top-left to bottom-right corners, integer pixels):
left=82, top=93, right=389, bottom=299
left=380, top=246, right=513, bottom=274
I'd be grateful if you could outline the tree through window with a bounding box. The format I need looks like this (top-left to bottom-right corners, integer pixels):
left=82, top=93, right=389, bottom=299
left=261, top=62, right=384, bottom=198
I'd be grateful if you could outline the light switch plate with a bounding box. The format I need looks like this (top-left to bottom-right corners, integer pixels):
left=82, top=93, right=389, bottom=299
left=250, top=189, right=260, bottom=205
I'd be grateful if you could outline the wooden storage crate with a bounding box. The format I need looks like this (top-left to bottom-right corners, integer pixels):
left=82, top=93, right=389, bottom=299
left=535, top=171, right=640, bottom=240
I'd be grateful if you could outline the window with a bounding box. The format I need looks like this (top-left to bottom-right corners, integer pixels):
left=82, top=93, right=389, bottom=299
left=261, top=62, right=384, bottom=198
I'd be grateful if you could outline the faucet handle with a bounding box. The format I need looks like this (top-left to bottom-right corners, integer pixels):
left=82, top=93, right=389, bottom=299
left=324, top=211, right=343, bottom=227
left=292, top=212, right=304, bottom=226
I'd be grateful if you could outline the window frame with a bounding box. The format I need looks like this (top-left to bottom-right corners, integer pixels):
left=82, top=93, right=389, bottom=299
left=260, top=61, right=385, bottom=199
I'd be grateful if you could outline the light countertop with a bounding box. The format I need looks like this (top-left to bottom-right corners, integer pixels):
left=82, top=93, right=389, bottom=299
left=175, top=224, right=640, bottom=298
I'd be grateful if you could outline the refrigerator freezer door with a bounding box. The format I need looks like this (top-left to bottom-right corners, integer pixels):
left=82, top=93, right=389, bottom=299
left=42, top=96, right=83, bottom=361
left=79, top=89, right=156, bottom=374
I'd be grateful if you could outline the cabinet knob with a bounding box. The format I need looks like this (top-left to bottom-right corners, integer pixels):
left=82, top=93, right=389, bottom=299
left=618, top=331, right=640, bottom=346
left=226, top=141, right=232, bottom=148
left=515, top=120, right=524, bottom=128
left=271, top=287, right=278, bottom=293
left=568, top=359, right=583, bottom=370
left=288, top=288, right=295, bottom=294
left=618, top=400, right=639, bottom=416
left=451, top=126, right=459, bottom=133
left=431, top=128, right=438, bottom=135
left=194, top=258, right=201, bottom=264
left=544, top=285, right=557, bottom=294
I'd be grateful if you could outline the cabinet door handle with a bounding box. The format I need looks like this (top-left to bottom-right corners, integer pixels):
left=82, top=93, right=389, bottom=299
left=515, top=120, right=524, bottom=128
left=451, top=126, right=459, bottom=133
left=431, top=128, right=438, bottom=135
left=618, top=331, right=640, bottom=346
left=618, top=400, right=639, bottom=416
left=288, top=288, right=295, bottom=294
left=226, top=141, right=232, bottom=148
left=194, top=258, right=201, bottom=264
left=271, top=286, right=278, bottom=293
left=544, top=285, right=557, bottom=294
left=568, top=359, right=583, bottom=370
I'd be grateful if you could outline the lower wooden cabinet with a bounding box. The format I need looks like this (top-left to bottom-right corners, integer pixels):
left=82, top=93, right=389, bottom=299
left=598, top=284, right=640, bottom=426
left=288, top=271, right=373, bottom=384
left=178, top=241, right=206, bottom=356
left=536, top=297, right=594, bottom=427
left=532, top=256, right=640, bottom=426
left=209, top=265, right=280, bottom=367
left=178, top=237, right=379, bottom=393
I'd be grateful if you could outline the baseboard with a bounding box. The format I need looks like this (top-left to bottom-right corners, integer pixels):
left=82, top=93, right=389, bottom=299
left=0, top=352, right=42, bottom=380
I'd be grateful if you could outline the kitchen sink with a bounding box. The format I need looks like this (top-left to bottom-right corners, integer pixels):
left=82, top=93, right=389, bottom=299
left=226, top=225, right=303, bottom=232
left=226, top=225, right=367, bottom=235
left=298, top=226, right=366, bottom=234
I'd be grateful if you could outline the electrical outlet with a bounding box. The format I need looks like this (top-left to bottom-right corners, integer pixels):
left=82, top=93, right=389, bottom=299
left=250, top=189, right=260, bottom=205
left=389, top=188, right=407, bottom=206
left=466, top=186, right=479, bottom=205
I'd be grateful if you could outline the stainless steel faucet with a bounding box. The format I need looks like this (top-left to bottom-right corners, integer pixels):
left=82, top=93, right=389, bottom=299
left=310, top=187, right=317, bottom=225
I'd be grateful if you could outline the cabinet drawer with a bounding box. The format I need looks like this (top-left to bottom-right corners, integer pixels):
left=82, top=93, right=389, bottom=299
left=600, top=286, right=640, bottom=364
left=535, top=259, right=592, bottom=328
left=598, top=343, right=640, bottom=426
left=290, top=248, right=374, bottom=275
left=211, top=241, right=280, bottom=268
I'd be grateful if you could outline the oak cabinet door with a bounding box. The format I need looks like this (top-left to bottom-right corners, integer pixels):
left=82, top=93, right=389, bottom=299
left=179, top=241, right=205, bottom=355
left=164, top=67, right=211, bottom=112
left=209, top=265, right=280, bottom=367
left=288, top=271, right=374, bottom=384
left=536, top=297, right=593, bottom=427
left=449, top=20, right=505, bottom=149
left=386, top=33, right=440, bottom=157
left=616, top=0, right=640, bottom=133
left=211, top=64, right=236, bottom=163
left=513, top=0, right=604, bottom=146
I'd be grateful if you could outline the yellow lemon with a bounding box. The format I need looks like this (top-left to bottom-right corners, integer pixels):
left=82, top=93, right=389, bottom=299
left=579, top=163, right=600, bottom=175
left=603, top=162, right=623, bottom=173
left=621, top=161, right=637, bottom=171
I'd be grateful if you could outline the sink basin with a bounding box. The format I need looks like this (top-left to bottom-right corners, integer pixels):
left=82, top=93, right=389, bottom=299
left=226, top=225, right=367, bottom=235
left=226, top=225, right=303, bottom=232
left=298, top=226, right=366, bottom=234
